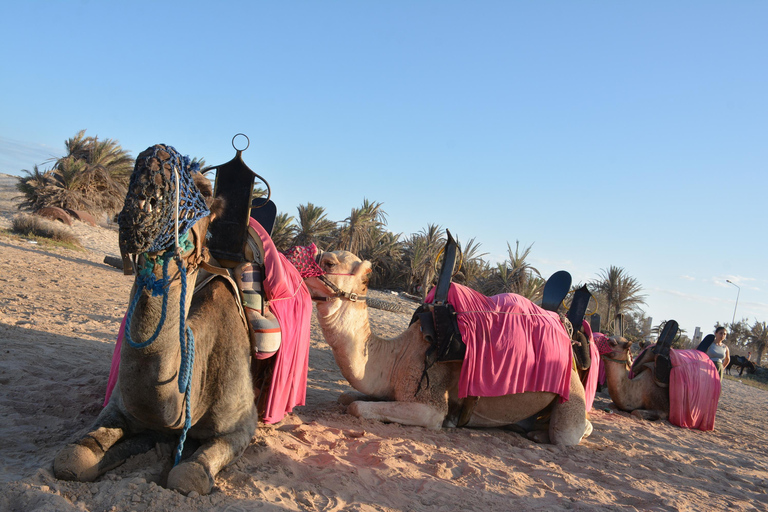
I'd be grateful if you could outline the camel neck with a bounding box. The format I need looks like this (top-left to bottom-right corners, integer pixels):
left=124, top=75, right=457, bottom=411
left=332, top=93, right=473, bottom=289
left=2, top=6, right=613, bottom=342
left=316, top=301, right=401, bottom=398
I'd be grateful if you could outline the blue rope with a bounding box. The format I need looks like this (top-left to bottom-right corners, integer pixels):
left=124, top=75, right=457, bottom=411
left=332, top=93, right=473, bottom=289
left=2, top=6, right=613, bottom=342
left=122, top=232, right=197, bottom=466
left=174, top=253, right=195, bottom=466
left=124, top=256, right=172, bottom=349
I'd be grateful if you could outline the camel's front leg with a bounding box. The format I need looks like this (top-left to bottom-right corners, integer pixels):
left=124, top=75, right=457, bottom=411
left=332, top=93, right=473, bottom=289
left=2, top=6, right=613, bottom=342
left=167, top=417, right=256, bottom=496
left=547, top=369, right=591, bottom=446
left=347, top=400, right=445, bottom=429
left=54, top=401, right=133, bottom=482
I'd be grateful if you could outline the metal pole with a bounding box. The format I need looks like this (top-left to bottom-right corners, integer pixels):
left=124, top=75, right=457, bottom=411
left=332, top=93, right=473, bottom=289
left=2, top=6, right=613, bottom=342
left=726, top=280, right=741, bottom=325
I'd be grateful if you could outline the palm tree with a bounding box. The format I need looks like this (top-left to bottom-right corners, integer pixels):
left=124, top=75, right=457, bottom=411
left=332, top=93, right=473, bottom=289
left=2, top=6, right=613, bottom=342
left=269, top=212, right=297, bottom=252
left=16, top=130, right=133, bottom=217
left=362, top=230, right=406, bottom=289
left=16, top=165, right=59, bottom=212
left=338, top=199, right=387, bottom=254
left=293, top=203, right=337, bottom=249
left=403, top=224, right=445, bottom=299
left=590, top=266, right=647, bottom=333
left=479, top=241, right=542, bottom=300
left=453, top=237, right=489, bottom=289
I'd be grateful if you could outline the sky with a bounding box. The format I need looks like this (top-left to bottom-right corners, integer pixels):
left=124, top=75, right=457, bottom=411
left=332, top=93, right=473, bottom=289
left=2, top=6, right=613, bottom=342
left=1, top=1, right=765, bottom=339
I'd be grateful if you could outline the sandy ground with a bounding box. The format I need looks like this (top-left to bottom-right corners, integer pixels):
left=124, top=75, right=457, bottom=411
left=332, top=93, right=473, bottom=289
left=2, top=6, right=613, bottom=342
left=0, top=172, right=767, bottom=512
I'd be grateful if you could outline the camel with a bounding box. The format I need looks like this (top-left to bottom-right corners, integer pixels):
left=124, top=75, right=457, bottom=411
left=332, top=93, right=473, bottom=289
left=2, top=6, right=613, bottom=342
left=304, top=250, right=592, bottom=446
left=601, top=336, right=670, bottom=421
left=53, top=145, right=257, bottom=495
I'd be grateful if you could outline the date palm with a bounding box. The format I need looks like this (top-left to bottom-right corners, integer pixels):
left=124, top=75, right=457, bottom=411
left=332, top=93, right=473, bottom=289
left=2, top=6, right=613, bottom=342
left=269, top=212, right=297, bottom=252
left=453, top=237, right=489, bottom=289
left=362, top=230, right=405, bottom=289
left=16, top=130, right=132, bottom=216
left=403, top=224, right=445, bottom=299
left=293, top=203, right=337, bottom=249
left=590, top=266, right=647, bottom=331
left=480, top=241, right=542, bottom=300
left=339, top=199, right=387, bottom=254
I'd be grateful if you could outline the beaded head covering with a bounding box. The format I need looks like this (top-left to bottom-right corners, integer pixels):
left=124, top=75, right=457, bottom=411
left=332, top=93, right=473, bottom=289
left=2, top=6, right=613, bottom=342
left=118, top=144, right=210, bottom=254
left=283, top=243, right=325, bottom=279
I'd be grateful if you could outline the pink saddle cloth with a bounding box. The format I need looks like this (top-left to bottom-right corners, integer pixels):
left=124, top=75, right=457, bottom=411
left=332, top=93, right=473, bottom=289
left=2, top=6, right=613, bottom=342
left=580, top=321, right=600, bottom=411
left=104, top=218, right=312, bottom=425
left=427, top=283, right=572, bottom=402
left=668, top=349, right=720, bottom=431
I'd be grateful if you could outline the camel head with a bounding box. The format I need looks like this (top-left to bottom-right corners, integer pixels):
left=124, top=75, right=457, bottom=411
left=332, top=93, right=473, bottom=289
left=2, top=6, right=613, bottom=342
left=118, top=144, right=224, bottom=265
left=304, top=250, right=372, bottom=317
left=605, top=336, right=633, bottom=364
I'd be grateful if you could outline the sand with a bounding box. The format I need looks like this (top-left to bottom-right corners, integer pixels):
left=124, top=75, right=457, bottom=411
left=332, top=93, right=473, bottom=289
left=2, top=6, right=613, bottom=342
left=0, top=173, right=767, bottom=512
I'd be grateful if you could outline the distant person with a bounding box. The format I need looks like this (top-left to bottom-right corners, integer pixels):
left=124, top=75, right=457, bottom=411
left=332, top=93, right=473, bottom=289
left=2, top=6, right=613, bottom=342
left=706, top=327, right=730, bottom=379
left=747, top=351, right=752, bottom=361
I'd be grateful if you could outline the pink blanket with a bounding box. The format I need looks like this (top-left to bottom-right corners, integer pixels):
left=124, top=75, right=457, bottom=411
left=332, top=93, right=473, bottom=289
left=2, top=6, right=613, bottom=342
left=427, top=284, right=572, bottom=402
left=104, top=218, right=312, bottom=425
left=580, top=321, right=600, bottom=411
left=669, top=349, right=720, bottom=431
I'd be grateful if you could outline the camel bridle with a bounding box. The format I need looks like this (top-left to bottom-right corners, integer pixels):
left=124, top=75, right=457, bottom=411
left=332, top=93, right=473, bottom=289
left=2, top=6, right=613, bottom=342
left=311, top=273, right=368, bottom=303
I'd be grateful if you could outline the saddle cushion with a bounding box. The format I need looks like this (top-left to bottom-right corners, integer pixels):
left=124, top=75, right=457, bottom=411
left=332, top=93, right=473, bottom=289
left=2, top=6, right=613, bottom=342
left=668, top=349, right=720, bottom=431
left=427, top=283, right=572, bottom=402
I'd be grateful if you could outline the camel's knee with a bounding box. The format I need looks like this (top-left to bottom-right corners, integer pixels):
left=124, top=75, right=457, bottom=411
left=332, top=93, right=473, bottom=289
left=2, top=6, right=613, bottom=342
left=549, top=416, right=589, bottom=446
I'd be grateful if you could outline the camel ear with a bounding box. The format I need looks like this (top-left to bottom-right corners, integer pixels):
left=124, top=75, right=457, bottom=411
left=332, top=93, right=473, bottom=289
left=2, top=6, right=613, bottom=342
left=354, top=260, right=372, bottom=278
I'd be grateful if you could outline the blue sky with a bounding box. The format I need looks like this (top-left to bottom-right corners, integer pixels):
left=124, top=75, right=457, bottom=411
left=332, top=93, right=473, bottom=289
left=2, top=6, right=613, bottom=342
left=1, top=1, right=765, bottom=338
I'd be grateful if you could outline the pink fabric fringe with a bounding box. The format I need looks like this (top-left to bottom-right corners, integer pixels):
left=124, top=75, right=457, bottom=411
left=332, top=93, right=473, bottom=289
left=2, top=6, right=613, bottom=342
left=427, top=284, right=572, bottom=402
left=580, top=321, right=600, bottom=411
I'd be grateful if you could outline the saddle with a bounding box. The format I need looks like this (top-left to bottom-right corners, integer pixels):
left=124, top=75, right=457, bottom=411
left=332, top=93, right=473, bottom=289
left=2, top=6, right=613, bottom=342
left=202, top=136, right=282, bottom=359
left=411, top=231, right=466, bottom=359
left=410, top=231, right=467, bottom=395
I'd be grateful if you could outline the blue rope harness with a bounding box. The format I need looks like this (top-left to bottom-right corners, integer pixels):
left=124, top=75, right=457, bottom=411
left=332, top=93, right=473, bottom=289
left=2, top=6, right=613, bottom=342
left=124, top=233, right=197, bottom=466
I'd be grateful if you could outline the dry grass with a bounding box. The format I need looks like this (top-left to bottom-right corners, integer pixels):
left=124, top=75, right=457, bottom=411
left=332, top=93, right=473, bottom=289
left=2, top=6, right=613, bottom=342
left=723, top=372, right=768, bottom=391
left=8, top=213, right=81, bottom=249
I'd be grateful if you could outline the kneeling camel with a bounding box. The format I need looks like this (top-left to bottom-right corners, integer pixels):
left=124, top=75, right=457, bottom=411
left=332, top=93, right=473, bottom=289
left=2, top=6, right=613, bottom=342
left=305, top=250, right=592, bottom=446
left=53, top=145, right=257, bottom=495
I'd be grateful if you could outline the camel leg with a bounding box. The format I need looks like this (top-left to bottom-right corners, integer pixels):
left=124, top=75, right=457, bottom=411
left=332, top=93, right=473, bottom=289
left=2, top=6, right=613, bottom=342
left=338, top=391, right=377, bottom=406
left=547, top=369, right=591, bottom=446
left=630, top=409, right=667, bottom=421
left=167, top=420, right=256, bottom=496
left=54, top=401, right=134, bottom=482
left=346, top=400, right=445, bottom=429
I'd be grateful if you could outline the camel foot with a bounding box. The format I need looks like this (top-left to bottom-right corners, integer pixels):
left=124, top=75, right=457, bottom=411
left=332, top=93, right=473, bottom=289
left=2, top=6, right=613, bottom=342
left=167, top=460, right=214, bottom=496
left=53, top=443, right=101, bottom=482
left=338, top=391, right=373, bottom=406
left=630, top=409, right=665, bottom=421
left=526, top=430, right=550, bottom=444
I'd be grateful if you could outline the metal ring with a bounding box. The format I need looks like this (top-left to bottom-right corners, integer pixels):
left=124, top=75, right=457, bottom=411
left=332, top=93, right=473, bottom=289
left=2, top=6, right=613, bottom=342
left=232, top=133, right=250, bottom=152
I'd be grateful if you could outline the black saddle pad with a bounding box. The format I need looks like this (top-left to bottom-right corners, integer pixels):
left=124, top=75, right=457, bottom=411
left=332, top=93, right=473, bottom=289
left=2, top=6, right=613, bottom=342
left=250, top=198, right=277, bottom=235
left=541, top=270, right=572, bottom=312
left=696, top=334, right=715, bottom=353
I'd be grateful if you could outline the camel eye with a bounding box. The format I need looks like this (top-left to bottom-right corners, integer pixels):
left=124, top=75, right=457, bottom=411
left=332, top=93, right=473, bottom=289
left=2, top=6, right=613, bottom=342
left=323, top=260, right=336, bottom=271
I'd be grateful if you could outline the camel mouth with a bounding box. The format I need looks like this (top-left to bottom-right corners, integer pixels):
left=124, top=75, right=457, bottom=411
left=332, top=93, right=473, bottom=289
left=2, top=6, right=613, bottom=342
left=304, top=276, right=338, bottom=303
